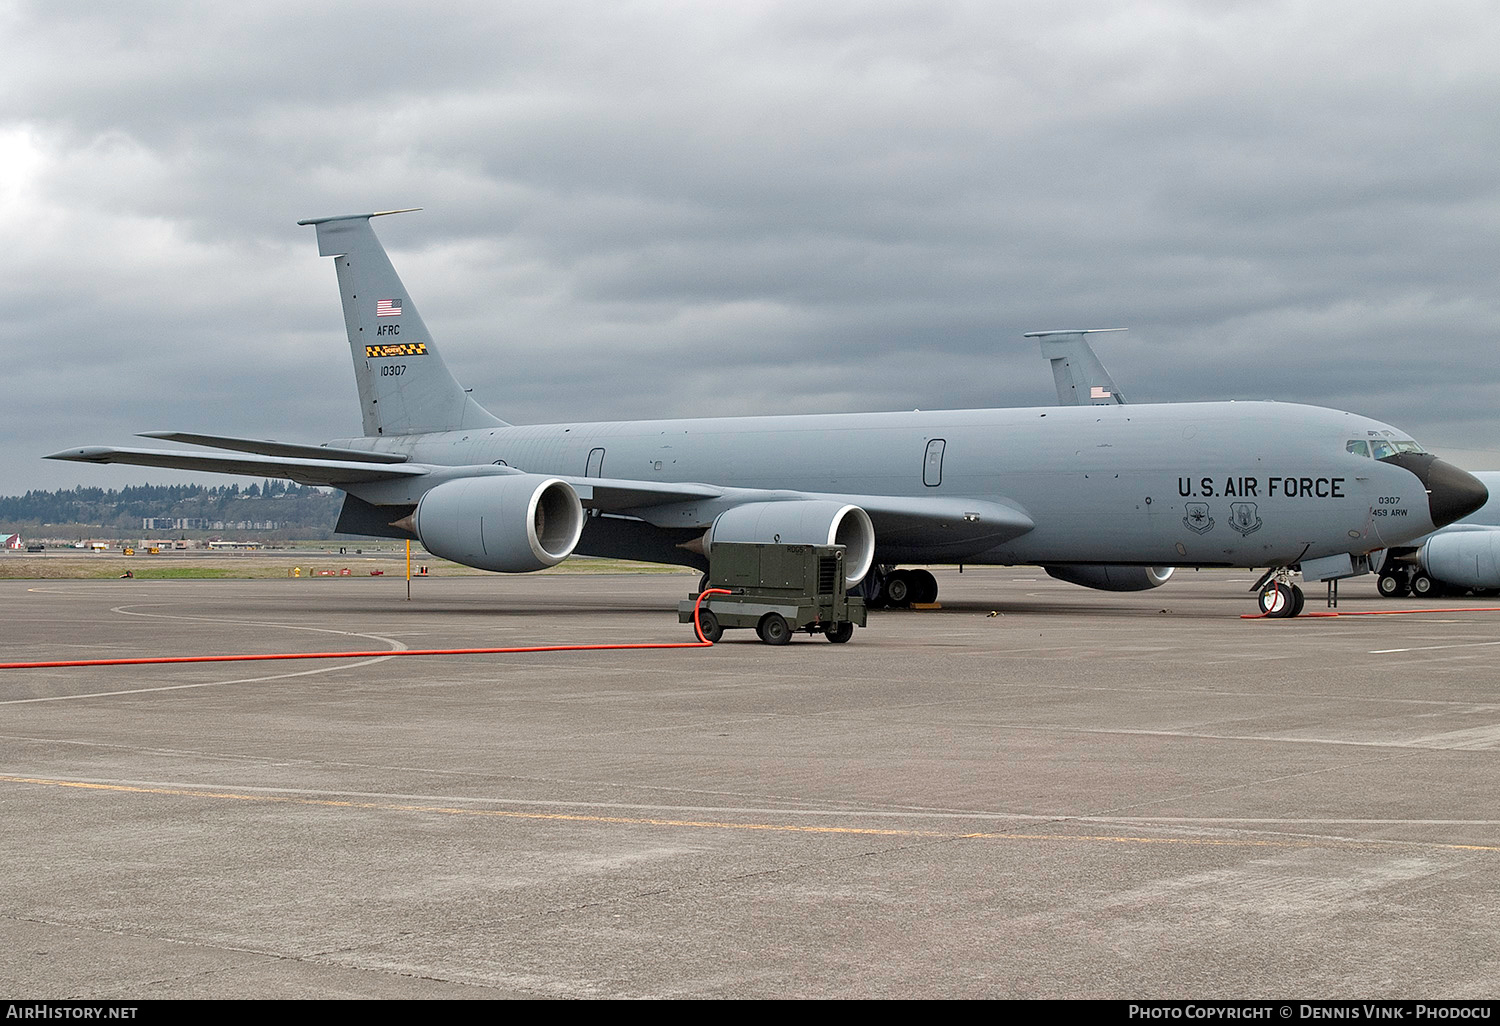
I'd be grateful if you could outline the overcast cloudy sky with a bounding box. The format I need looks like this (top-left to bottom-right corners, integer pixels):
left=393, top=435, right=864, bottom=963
left=5, top=0, right=1499, bottom=493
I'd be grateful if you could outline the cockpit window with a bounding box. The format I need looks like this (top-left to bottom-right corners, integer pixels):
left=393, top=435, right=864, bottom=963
left=1367, top=439, right=1427, bottom=459
left=1346, top=440, right=1371, bottom=458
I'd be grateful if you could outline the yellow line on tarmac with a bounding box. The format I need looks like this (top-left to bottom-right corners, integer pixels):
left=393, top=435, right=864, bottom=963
left=5, top=774, right=1500, bottom=853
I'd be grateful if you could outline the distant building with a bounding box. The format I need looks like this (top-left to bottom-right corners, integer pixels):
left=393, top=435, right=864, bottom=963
left=141, top=517, right=218, bottom=531
left=2, top=533, right=20, bottom=550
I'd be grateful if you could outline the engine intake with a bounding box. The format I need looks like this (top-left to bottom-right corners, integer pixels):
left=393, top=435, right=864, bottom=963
left=706, top=501, right=875, bottom=586
left=412, top=475, right=584, bottom=572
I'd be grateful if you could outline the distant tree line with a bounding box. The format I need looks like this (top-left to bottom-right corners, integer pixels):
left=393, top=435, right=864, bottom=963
left=0, top=482, right=344, bottom=539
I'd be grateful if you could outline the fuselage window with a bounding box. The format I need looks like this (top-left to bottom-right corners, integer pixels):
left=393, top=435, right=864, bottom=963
left=1346, top=440, right=1371, bottom=458
left=1370, top=440, right=1396, bottom=460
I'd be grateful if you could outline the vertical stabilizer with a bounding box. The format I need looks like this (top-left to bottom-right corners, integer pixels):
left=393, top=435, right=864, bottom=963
left=1024, top=328, right=1128, bottom=406
left=298, top=210, right=507, bottom=436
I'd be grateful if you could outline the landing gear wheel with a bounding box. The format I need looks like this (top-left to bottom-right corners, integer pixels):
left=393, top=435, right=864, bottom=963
left=1411, top=571, right=1435, bottom=598
left=697, top=571, right=710, bottom=596
left=757, top=613, right=792, bottom=645
left=861, top=571, right=888, bottom=610
left=696, top=609, right=723, bottom=643
left=825, top=621, right=854, bottom=644
left=1258, top=583, right=1295, bottom=617
left=908, top=569, right=938, bottom=605
left=885, top=570, right=913, bottom=607
left=1288, top=585, right=1305, bottom=618
left=1377, top=571, right=1409, bottom=598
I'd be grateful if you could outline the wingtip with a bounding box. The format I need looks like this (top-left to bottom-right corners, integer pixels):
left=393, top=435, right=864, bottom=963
left=44, top=447, right=109, bottom=462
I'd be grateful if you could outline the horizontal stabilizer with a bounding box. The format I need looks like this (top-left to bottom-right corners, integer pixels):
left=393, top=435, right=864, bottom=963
left=139, top=431, right=409, bottom=464
left=45, top=446, right=427, bottom=486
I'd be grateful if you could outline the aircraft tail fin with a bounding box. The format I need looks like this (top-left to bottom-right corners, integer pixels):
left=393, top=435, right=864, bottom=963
left=299, top=210, right=507, bottom=436
left=1024, top=328, right=1128, bottom=406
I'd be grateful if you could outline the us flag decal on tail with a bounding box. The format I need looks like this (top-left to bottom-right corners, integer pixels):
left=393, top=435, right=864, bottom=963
left=376, top=298, right=403, bottom=317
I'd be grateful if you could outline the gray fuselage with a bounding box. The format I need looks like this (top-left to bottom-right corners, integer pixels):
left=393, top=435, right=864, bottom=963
left=331, top=399, right=1438, bottom=570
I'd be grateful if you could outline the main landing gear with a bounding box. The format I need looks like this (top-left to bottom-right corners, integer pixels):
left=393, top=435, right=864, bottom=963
left=1377, top=565, right=1440, bottom=598
left=1254, top=568, right=1306, bottom=618
left=860, top=566, right=939, bottom=609
left=1377, top=567, right=1411, bottom=597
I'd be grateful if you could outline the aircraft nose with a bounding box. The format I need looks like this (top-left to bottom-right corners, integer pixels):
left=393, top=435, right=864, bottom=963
left=1426, top=459, right=1490, bottom=527
left=1381, top=453, right=1489, bottom=528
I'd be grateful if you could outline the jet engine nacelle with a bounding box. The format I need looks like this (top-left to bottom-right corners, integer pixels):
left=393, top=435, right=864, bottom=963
left=706, top=500, right=875, bottom=586
left=1418, top=528, right=1500, bottom=589
left=1044, top=564, right=1175, bottom=592
left=412, top=474, right=584, bottom=572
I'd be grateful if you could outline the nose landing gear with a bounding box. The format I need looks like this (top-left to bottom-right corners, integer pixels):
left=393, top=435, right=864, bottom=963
left=1254, top=568, right=1306, bottom=618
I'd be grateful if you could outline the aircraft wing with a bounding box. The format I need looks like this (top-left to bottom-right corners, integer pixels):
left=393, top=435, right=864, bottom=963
left=608, top=483, right=1034, bottom=547
left=44, top=446, right=427, bottom=486
left=43, top=446, right=734, bottom=505
left=138, top=431, right=410, bottom=464
left=567, top=477, right=727, bottom=508
left=840, top=493, right=1033, bottom=547
left=45, top=446, right=1034, bottom=548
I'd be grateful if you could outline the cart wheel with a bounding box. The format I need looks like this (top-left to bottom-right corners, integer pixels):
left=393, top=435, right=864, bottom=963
left=757, top=613, right=792, bottom=645
left=696, top=609, right=723, bottom=643
left=825, top=621, right=854, bottom=644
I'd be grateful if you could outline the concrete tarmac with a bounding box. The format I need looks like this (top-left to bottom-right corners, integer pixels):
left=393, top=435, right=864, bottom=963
left=3, top=568, right=1499, bottom=998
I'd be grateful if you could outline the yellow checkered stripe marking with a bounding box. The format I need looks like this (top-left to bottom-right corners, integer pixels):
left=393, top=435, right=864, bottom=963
left=366, top=343, right=428, bottom=358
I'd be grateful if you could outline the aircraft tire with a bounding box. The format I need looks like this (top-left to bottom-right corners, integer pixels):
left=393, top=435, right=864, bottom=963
left=908, top=569, right=938, bottom=604
left=1411, top=571, right=1435, bottom=598
left=885, top=571, right=912, bottom=607
left=1377, top=571, right=1409, bottom=598
left=696, top=610, right=723, bottom=643
left=825, top=621, right=854, bottom=644
left=758, top=613, right=792, bottom=645
left=1288, top=585, right=1305, bottom=618
left=697, top=571, right=710, bottom=596
left=1258, top=583, right=1292, bottom=617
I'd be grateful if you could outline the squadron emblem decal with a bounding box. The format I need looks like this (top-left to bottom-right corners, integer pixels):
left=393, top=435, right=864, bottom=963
left=1183, top=502, right=1214, bottom=535
left=1229, top=502, right=1263, bottom=535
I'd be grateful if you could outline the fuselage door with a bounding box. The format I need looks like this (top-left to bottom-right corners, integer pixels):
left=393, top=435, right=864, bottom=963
left=586, top=447, right=606, bottom=478
left=923, top=438, right=946, bottom=487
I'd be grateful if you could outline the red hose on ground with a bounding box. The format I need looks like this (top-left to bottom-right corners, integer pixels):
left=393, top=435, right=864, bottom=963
left=0, top=589, right=734, bottom=670
left=1242, top=604, right=1500, bottom=620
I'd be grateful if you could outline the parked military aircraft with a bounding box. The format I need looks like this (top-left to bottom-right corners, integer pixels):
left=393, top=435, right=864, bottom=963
left=1377, top=471, right=1500, bottom=597
left=47, top=210, right=1488, bottom=617
left=1016, top=328, right=1185, bottom=599
left=1029, top=328, right=1130, bottom=407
